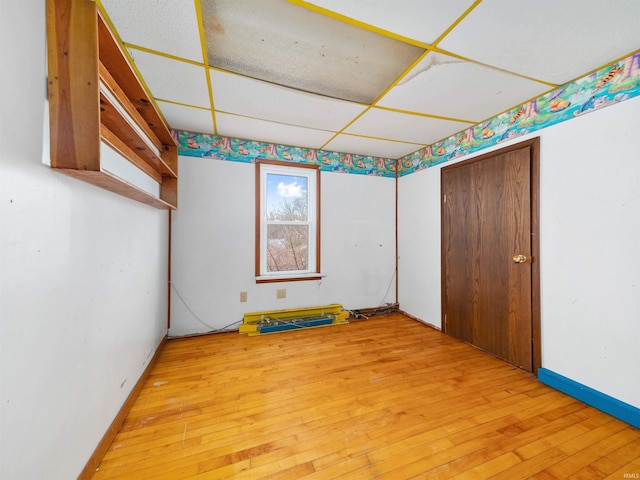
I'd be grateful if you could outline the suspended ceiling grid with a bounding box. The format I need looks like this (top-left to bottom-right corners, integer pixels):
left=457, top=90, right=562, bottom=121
left=98, top=0, right=640, bottom=160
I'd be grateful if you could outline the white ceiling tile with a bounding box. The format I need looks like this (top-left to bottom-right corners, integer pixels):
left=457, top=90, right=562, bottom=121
left=100, top=0, right=203, bottom=63
left=98, top=1, right=639, bottom=157
left=346, top=108, right=472, bottom=144
left=216, top=113, right=335, bottom=149
left=210, top=69, right=367, bottom=131
left=377, top=52, right=551, bottom=122
left=438, top=0, right=640, bottom=85
left=325, top=134, right=422, bottom=159
left=304, top=0, right=476, bottom=44
left=156, top=101, right=214, bottom=134
left=127, top=49, right=210, bottom=108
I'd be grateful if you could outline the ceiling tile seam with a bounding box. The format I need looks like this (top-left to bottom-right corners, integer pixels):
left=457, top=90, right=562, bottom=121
left=213, top=109, right=337, bottom=134
left=390, top=85, right=563, bottom=162
left=385, top=88, right=560, bottom=162
left=194, top=0, right=218, bottom=135
left=396, top=48, right=640, bottom=162
left=109, top=33, right=510, bottom=130
left=178, top=52, right=640, bottom=171
left=155, top=98, right=211, bottom=111
left=430, top=46, right=559, bottom=88
left=338, top=132, right=427, bottom=147
left=123, top=43, right=204, bottom=67
left=320, top=49, right=434, bottom=150
left=113, top=29, right=560, bottom=93
left=210, top=104, right=428, bottom=149
left=95, top=1, right=173, bottom=131
left=319, top=106, right=372, bottom=151
left=372, top=105, right=476, bottom=125
left=287, top=0, right=432, bottom=50
left=431, top=0, right=483, bottom=48
left=372, top=50, right=434, bottom=105
left=204, top=65, right=373, bottom=109
left=398, top=52, right=640, bottom=175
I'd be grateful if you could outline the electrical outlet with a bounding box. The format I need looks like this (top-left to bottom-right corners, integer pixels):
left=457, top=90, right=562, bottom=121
left=240, top=291, right=247, bottom=302
left=276, top=288, right=286, bottom=299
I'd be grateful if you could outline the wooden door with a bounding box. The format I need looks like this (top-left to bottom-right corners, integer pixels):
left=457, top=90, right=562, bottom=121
left=441, top=140, right=539, bottom=372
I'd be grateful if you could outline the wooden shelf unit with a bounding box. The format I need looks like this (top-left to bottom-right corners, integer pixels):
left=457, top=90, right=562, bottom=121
left=46, top=0, right=178, bottom=210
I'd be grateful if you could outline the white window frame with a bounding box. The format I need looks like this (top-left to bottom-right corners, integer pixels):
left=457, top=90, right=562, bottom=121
left=256, top=161, right=321, bottom=282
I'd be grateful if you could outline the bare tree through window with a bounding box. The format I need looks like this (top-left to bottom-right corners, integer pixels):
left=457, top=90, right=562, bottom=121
left=257, top=162, right=319, bottom=279
left=266, top=180, right=309, bottom=272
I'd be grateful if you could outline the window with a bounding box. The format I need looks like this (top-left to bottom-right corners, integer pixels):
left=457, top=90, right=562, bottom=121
left=256, top=161, right=320, bottom=282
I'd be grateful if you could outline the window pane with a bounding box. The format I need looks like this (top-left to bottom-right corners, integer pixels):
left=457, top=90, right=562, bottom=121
left=267, top=224, right=308, bottom=272
left=266, top=173, right=308, bottom=221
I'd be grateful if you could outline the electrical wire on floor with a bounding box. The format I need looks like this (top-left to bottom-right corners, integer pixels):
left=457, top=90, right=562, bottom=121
left=169, top=281, right=242, bottom=334
left=347, top=303, right=399, bottom=320
left=380, top=268, right=396, bottom=306
left=346, top=269, right=399, bottom=320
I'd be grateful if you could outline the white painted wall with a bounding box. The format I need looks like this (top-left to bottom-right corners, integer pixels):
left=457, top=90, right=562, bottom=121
left=398, top=166, right=442, bottom=327
left=399, top=95, right=640, bottom=408
left=0, top=3, right=169, bottom=479
left=170, top=157, right=396, bottom=336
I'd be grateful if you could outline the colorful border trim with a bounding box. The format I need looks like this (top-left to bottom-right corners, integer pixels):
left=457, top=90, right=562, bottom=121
left=175, top=52, right=640, bottom=178
left=538, top=368, right=640, bottom=428
left=173, top=132, right=397, bottom=177
left=399, top=52, right=640, bottom=175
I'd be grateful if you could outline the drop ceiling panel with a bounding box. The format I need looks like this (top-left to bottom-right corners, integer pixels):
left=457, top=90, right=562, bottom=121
left=200, top=0, right=425, bottom=104
left=100, top=0, right=203, bottom=63
left=156, top=101, right=214, bottom=134
left=210, top=69, right=368, bottom=131
left=325, top=134, right=422, bottom=159
left=126, top=49, right=210, bottom=108
left=216, top=113, right=335, bottom=149
left=346, top=108, right=473, bottom=145
left=377, top=52, right=552, bottom=122
left=97, top=1, right=640, bottom=161
left=304, top=0, right=477, bottom=44
left=438, top=0, right=640, bottom=85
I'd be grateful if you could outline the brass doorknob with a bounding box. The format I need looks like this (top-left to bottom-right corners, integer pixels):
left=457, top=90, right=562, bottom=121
left=513, top=254, right=527, bottom=263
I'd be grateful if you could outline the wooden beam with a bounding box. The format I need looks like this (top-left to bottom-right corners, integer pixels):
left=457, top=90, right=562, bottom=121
left=46, top=0, right=100, bottom=170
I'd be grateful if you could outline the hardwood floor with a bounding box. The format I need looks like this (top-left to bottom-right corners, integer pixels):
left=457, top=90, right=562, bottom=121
left=91, top=313, right=640, bottom=479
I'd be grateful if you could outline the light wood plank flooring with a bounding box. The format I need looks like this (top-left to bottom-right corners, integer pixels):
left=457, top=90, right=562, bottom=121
left=92, top=313, right=640, bottom=479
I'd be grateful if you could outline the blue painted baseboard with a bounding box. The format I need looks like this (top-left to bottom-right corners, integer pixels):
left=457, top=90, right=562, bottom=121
left=538, top=368, right=640, bottom=428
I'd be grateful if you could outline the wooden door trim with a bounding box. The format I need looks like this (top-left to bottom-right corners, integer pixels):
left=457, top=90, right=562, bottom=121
left=529, top=138, right=541, bottom=375
left=440, top=137, right=541, bottom=375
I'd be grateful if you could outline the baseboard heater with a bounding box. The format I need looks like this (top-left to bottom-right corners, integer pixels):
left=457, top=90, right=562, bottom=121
left=240, top=304, right=349, bottom=336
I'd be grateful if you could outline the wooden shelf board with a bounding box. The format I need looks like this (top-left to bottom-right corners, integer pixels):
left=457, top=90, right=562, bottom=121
left=97, top=12, right=176, bottom=148
left=100, top=90, right=177, bottom=178
left=47, top=0, right=178, bottom=210
left=99, top=62, right=163, bottom=153
left=58, top=168, right=176, bottom=210
left=101, top=125, right=163, bottom=184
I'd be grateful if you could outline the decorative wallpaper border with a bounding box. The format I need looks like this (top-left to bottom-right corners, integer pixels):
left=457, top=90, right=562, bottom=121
left=173, top=132, right=397, bottom=177
left=175, top=52, right=640, bottom=178
left=398, top=52, right=640, bottom=175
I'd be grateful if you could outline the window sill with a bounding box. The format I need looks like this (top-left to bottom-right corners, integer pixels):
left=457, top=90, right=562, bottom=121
left=256, top=273, right=325, bottom=284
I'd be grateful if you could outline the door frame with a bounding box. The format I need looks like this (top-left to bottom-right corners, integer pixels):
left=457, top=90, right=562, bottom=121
left=440, top=137, right=541, bottom=374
